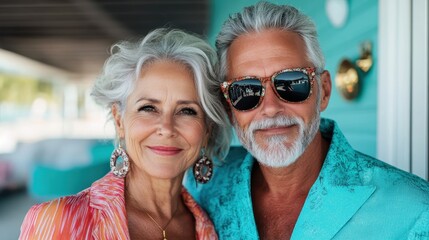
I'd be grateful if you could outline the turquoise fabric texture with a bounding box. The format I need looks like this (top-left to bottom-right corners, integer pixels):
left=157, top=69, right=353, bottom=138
left=185, top=118, right=429, bottom=239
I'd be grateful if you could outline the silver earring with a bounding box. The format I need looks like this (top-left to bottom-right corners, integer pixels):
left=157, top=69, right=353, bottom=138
left=110, top=143, right=129, bottom=178
left=193, top=154, right=213, bottom=184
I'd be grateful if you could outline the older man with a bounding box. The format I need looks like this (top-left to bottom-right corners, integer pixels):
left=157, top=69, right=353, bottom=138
left=186, top=2, right=429, bottom=239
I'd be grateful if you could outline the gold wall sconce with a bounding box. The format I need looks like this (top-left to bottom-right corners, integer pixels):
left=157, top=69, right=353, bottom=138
left=336, top=59, right=359, bottom=100
left=335, top=41, right=373, bottom=100
left=356, top=42, right=373, bottom=72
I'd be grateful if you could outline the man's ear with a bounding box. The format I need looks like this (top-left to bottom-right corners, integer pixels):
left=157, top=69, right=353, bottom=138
left=319, top=70, right=332, bottom=112
left=112, top=103, right=125, bottom=138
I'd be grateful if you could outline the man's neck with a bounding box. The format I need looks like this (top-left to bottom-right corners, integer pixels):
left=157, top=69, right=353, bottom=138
left=252, top=131, right=329, bottom=199
left=250, top=131, right=330, bottom=239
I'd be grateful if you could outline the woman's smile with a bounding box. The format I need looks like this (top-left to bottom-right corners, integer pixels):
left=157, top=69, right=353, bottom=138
left=147, top=145, right=183, bottom=156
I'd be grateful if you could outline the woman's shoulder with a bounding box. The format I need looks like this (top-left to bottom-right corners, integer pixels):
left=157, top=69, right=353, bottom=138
left=33, top=190, right=91, bottom=215
left=19, top=190, right=93, bottom=240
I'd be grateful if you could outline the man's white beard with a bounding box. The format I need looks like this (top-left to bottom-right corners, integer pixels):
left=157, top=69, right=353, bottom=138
left=234, top=113, right=320, bottom=168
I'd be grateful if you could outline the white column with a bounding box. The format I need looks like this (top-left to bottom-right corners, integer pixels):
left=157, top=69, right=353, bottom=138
left=411, top=0, right=428, bottom=180
left=377, top=0, right=411, bottom=171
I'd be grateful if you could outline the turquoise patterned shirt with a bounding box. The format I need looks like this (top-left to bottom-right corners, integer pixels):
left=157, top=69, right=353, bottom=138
left=185, top=118, right=429, bottom=239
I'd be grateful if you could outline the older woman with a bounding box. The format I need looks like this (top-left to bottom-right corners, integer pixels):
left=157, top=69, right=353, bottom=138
left=19, top=28, right=231, bottom=240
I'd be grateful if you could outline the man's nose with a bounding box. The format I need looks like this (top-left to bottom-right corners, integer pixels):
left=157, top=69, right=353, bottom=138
left=259, top=83, right=284, bottom=117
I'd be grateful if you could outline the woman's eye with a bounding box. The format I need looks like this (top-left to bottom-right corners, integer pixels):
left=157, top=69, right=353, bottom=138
left=179, top=107, right=197, bottom=115
left=138, top=105, right=156, bottom=112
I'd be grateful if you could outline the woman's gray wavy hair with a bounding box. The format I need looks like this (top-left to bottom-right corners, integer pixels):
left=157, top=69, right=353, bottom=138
left=216, top=1, right=325, bottom=84
left=91, top=28, right=231, bottom=161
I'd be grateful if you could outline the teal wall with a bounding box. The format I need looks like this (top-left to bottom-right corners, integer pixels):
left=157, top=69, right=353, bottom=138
left=209, top=0, right=378, bottom=157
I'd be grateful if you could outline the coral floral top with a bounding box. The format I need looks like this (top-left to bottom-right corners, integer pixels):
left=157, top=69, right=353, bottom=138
left=19, top=173, right=218, bottom=240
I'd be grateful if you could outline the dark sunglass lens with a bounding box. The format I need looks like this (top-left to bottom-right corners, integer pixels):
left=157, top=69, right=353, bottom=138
left=228, top=79, right=263, bottom=110
left=274, top=71, right=310, bottom=102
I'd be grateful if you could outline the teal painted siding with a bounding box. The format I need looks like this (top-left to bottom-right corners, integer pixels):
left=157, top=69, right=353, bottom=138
left=209, top=0, right=378, bottom=157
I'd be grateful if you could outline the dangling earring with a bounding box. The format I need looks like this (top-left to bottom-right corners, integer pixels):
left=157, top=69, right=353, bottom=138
left=193, top=149, right=213, bottom=184
left=110, top=142, right=129, bottom=178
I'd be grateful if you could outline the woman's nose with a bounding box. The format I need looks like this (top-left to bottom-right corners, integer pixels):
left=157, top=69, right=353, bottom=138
left=156, top=115, right=176, bottom=137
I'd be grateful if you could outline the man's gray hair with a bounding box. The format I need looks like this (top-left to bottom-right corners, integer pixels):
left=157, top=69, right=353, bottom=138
left=91, top=28, right=231, bottom=161
left=216, top=1, right=325, bottom=82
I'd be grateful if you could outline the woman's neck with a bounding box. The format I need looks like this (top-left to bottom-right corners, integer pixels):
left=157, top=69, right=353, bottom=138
left=125, top=170, right=184, bottom=218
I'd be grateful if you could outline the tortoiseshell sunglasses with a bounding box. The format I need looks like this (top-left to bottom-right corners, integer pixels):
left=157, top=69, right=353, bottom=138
left=221, top=67, right=316, bottom=111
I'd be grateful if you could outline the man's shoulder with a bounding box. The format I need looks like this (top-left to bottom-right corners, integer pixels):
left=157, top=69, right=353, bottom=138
left=184, top=146, right=258, bottom=239
left=217, top=146, right=249, bottom=172
left=355, top=151, right=429, bottom=200
left=320, top=118, right=429, bottom=200
left=184, top=146, right=251, bottom=202
left=335, top=152, right=429, bottom=238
